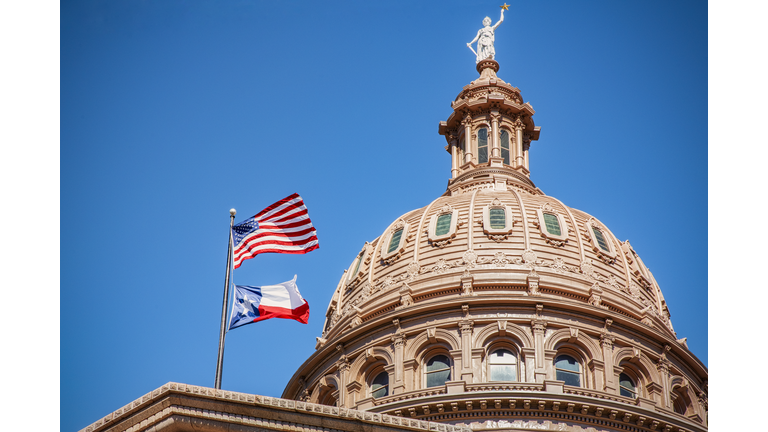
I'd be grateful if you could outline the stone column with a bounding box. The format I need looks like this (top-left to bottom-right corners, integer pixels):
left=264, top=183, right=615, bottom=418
left=459, top=313, right=475, bottom=382
left=490, top=112, right=500, bottom=157
left=600, top=328, right=616, bottom=393
left=523, top=135, right=531, bottom=170
left=462, top=113, right=473, bottom=164
left=391, top=319, right=407, bottom=395
left=657, top=346, right=672, bottom=409
left=531, top=318, right=547, bottom=383
left=336, top=354, right=350, bottom=407
left=514, top=117, right=524, bottom=168
left=449, top=134, right=459, bottom=179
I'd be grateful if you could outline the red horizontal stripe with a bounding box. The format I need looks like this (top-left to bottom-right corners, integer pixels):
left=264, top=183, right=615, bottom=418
left=234, top=226, right=316, bottom=249
left=234, top=244, right=319, bottom=268
left=253, top=193, right=301, bottom=219
left=259, top=202, right=307, bottom=223
left=233, top=229, right=317, bottom=255
left=252, top=301, right=310, bottom=324
left=234, top=237, right=318, bottom=263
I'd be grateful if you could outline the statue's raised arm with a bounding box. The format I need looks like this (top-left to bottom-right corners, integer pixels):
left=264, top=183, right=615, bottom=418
left=467, top=6, right=506, bottom=64
left=492, top=8, right=505, bottom=30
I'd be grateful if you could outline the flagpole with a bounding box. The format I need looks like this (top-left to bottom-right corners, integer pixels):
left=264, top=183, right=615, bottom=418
left=215, top=208, right=236, bottom=389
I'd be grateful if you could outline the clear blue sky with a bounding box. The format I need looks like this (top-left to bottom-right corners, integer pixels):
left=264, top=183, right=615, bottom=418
left=58, top=1, right=708, bottom=430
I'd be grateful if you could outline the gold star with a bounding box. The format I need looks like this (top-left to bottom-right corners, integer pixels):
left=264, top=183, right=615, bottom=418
left=500, top=3, right=510, bottom=11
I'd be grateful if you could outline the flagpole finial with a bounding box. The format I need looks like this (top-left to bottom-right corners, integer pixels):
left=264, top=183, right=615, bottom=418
left=230, top=208, right=237, bottom=216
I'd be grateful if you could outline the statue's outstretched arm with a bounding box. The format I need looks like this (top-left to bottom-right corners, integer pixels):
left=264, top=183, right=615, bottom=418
left=492, top=9, right=505, bottom=30
left=468, top=29, right=482, bottom=45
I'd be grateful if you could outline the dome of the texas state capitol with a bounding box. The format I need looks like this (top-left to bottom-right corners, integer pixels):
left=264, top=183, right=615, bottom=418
left=283, top=60, right=708, bottom=432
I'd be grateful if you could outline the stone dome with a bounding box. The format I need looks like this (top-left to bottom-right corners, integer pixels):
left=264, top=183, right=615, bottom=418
left=284, top=60, right=707, bottom=432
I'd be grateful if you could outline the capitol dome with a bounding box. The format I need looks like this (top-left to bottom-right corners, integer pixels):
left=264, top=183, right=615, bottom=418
left=283, top=60, right=707, bottom=432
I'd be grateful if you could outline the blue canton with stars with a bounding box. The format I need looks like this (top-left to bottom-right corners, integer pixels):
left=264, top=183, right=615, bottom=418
left=229, top=285, right=264, bottom=330
left=232, top=217, right=259, bottom=246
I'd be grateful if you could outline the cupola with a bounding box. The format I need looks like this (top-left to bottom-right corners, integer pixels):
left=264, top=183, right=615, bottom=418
left=439, top=60, right=541, bottom=195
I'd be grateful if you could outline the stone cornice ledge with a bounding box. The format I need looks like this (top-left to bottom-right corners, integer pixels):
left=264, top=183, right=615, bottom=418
left=80, top=382, right=473, bottom=432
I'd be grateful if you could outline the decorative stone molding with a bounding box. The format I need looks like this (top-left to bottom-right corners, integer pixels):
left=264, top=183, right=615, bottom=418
left=397, top=283, right=414, bottom=310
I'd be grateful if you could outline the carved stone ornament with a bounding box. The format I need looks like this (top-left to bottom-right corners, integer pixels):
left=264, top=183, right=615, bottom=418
left=585, top=218, right=617, bottom=264
left=463, top=250, right=478, bottom=268
left=491, top=252, right=510, bottom=267
left=406, top=261, right=421, bottom=280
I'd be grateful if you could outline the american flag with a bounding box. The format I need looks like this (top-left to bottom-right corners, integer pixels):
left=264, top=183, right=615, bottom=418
left=232, top=193, right=319, bottom=269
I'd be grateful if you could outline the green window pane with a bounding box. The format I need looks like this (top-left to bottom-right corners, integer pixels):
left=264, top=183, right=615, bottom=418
left=477, top=128, right=488, bottom=163
left=427, top=355, right=450, bottom=371
left=500, top=130, right=510, bottom=165
left=435, top=213, right=452, bottom=236
left=592, top=227, right=610, bottom=252
left=387, top=228, right=403, bottom=254
left=555, top=355, right=581, bottom=387
left=372, top=372, right=389, bottom=398
left=489, top=208, right=505, bottom=229
left=543, top=213, right=561, bottom=236
left=426, top=369, right=451, bottom=387
left=351, top=252, right=363, bottom=278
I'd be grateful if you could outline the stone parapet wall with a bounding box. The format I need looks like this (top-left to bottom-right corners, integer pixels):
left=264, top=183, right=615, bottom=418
left=80, top=382, right=474, bottom=432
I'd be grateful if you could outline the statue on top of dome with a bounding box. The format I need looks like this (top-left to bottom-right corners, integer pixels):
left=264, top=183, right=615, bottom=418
left=467, top=4, right=507, bottom=63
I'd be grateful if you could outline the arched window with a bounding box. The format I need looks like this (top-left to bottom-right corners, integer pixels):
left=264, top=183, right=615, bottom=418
left=371, top=371, right=389, bottom=399
left=425, top=355, right=451, bottom=387
left=477, top=128, right=489, bottom=163
left=500, top=129, right=510, bottom=165
left=554, top=355, right=581, bottom=387
left=488, top=349, right=517, bottom=381
left=619, top=373, right=637, bottom=398
left=673, top=393, right=687, bottom=415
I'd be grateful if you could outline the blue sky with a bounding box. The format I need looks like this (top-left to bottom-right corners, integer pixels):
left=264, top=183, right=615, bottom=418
left=56, top=1, right=714, bottom=430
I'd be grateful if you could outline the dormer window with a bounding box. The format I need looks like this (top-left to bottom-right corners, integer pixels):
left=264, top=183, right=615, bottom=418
left=535, top=204, right=568, bottom=245
left=592, top=227, right=610, bottom=252
left=482, top=198, right=515, bottom=241
left=388, top=229, right=403, bottom=254
left=345, top=246, right=367, bottom=285
left=489, top=208, right=505, bottom=229
left=585, top=218, right=617, bottom=263
left=380, top=220, right=409, bottom=264
left=544, top=213, right=561, bottom=235
left=428, top=204, right=460, bottom=247
left=435, top=213, right=452, bottom=236
left=477, top=127, right=489, bottom=163
left=500, top=129, right=511, bottom=165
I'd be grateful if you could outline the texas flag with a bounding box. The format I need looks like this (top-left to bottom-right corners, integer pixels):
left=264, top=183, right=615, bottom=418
left=228, top=275, right=309, bottom=329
